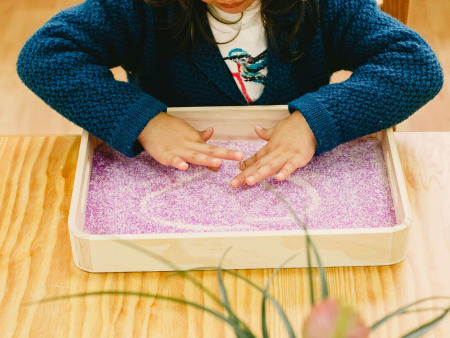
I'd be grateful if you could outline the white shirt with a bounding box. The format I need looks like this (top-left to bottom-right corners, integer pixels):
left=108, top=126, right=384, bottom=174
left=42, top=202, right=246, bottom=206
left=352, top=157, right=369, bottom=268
left=207, top=1, right=268, bottom=104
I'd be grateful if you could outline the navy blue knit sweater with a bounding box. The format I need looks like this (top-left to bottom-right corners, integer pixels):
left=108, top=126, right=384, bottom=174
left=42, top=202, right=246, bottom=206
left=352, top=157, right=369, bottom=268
left=17, top=0, right=443, bottom=157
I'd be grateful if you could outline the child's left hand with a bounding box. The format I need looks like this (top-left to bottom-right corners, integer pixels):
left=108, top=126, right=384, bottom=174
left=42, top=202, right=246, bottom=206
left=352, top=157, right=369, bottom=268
left=230, top=111, right=316, bottom=188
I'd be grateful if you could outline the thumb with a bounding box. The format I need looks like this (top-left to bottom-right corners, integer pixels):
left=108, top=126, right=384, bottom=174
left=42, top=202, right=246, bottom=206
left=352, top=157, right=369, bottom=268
left=254, top=125, right=272, bottom=141
left=199, top=127, right=214, bottom=142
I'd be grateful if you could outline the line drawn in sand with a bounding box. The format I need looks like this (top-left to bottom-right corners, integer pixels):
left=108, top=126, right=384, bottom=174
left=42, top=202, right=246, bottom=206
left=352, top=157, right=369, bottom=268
left=139, top=171, right=321, bottom=232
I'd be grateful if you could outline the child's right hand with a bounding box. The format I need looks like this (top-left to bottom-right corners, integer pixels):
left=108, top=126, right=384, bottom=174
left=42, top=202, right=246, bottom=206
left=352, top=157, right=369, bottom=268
left=138, top=112, right=245, bottom=170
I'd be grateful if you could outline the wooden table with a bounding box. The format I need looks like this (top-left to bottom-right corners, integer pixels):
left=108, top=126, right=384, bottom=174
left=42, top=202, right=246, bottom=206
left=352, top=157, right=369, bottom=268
left=0, top=132, right=449, bottom=337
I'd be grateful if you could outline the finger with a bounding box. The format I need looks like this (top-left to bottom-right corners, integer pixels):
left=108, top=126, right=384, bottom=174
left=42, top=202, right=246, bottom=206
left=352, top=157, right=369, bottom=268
left=231, top=153, right=279, bottom=188
left=199, top=127, right=214, bottom=142
left=231, top=158, right=281, bottom=188
left=230, top=171, right=247, bottom=189
left=239, top=153, right=275, bottom=177
left=275, top=160, right=300, bottom=181
left=245, top=158, right=285, bottom=186
left=167, top=155, right=189, bottom=171
left=193, top=143, right=245, bottom=161
left=238, top=146, right=269, bottom=170
left=184, top=151, right=222, bottom=168
left=254, top=125, right=272, bottom=141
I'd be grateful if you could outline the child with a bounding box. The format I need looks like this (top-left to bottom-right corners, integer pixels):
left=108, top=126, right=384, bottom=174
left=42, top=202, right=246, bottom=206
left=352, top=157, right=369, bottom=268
left=17, top=0, right=443, bottom=189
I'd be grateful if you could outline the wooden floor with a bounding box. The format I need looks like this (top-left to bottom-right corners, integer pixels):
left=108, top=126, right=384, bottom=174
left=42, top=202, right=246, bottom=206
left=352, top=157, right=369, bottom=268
left=0, top=0, right=449, bottom=134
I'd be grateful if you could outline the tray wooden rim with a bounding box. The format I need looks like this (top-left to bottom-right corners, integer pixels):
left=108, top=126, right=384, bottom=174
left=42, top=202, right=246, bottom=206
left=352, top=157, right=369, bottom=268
left=67, top=105, right=412, bottom=271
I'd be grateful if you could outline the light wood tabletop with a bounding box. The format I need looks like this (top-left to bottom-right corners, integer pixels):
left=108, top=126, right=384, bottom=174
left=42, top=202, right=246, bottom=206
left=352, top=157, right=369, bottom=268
left=0, top=132, right=449, bottom=338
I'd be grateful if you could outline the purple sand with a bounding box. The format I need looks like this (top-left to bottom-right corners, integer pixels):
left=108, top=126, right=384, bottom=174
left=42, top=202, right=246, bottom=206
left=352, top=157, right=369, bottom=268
left=84, top=138, right=396, bottom=234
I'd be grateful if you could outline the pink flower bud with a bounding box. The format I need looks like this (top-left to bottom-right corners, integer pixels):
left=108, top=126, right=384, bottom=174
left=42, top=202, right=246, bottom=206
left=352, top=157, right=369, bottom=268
left=304, top=299, right=370, bottom=338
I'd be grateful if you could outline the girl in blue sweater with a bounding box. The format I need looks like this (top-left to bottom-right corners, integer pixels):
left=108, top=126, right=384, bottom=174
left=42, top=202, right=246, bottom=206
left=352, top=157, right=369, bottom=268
left=17, top=0, right=443, bottom=188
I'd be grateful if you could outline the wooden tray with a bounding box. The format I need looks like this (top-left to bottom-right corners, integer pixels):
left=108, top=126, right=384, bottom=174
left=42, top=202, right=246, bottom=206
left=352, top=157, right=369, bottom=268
left=68, top=106, right=411, bottom=272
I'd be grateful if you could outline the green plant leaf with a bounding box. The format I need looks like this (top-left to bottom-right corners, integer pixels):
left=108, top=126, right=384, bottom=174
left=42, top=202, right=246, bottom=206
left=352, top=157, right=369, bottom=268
left=222, top=269, right=296, bottom=338
left=305, top=235, right=328, bottom=304
left=27, top=291, right=256, bottom=337
left=113, top=241, right=260, bottom=337
left=307, top=236, right=328, bottom=302
left=370, top=296, right=450, bottom=331
left=165, top=266, right=219, bottom=278
left=26, top=291, right=238, bottom=328
left=264, top=253, right=300, bottom=292
left=217, top=247, right=256, bottom=338
left=400, top=307, right=449, bottom=314
left=401, top=304, right=450, bottom=338
left=262, top=294, right=269, bottom=338
left=114, top=239, right=224, bottom=308
left=306, top=239, right=315, bottom=305
left=114, top=242, right=256, bottom=338
left=261, top=252, right=300, bottom=338
left=260, top=182, right=329, bottom=302
left=217, top=247, right=233, bottom=311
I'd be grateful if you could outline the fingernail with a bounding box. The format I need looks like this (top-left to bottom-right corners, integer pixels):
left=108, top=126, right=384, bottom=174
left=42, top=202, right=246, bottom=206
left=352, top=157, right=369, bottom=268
left=208, top=166, right=220, bottom=172
left=236, top=151, right=244, bottom=159
left=247, top=176, right=255, bottom=184
left=276, top=172, right=284, bottom=180
left=255, top=125, right=263, bottom=132
left=231, top=179, right=238, bottom=187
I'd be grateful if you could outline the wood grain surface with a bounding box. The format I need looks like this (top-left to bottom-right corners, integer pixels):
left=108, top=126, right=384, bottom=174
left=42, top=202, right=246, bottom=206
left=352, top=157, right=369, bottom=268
left=0, top=133, right=449, bottom=337
left=382, top=0, right=410, bottom=24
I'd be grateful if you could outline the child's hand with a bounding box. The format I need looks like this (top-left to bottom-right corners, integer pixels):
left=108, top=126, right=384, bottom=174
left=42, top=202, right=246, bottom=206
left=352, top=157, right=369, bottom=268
left=230, top=111, right=316, bottom=188
left=138, top=112, right=245, bottom=170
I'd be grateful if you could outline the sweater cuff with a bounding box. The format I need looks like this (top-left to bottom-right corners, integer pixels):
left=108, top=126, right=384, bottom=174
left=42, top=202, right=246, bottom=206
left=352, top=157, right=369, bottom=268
left=288, top=93, right=341, bottom=155
left=110, top=95, right=167, bottom=157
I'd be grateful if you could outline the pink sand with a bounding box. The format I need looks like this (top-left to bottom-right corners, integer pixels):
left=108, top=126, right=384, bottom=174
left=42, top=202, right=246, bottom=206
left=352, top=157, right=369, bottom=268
left=84, top=138, right=396, bottom=234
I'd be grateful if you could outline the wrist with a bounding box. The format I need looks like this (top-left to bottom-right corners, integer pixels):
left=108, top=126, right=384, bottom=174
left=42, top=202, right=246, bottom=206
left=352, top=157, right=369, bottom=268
left=293, top=110, right=317, bottom=152
left=138, top=111, right=166, bottom=143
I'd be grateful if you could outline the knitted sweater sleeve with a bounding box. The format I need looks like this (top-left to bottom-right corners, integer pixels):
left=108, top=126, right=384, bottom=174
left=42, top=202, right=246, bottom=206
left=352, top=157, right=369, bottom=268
left=17, top=0, right=167, bottom=157
left=288, top=0, right=444, bottom=155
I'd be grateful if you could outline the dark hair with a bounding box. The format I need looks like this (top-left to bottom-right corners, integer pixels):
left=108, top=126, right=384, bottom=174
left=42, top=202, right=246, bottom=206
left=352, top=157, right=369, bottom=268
left=146, top=0, right=320, bottom=63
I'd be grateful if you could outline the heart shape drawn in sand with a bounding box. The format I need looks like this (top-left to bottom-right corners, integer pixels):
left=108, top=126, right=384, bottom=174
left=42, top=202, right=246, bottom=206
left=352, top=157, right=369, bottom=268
left=138, top=170, right=321, bottom=232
